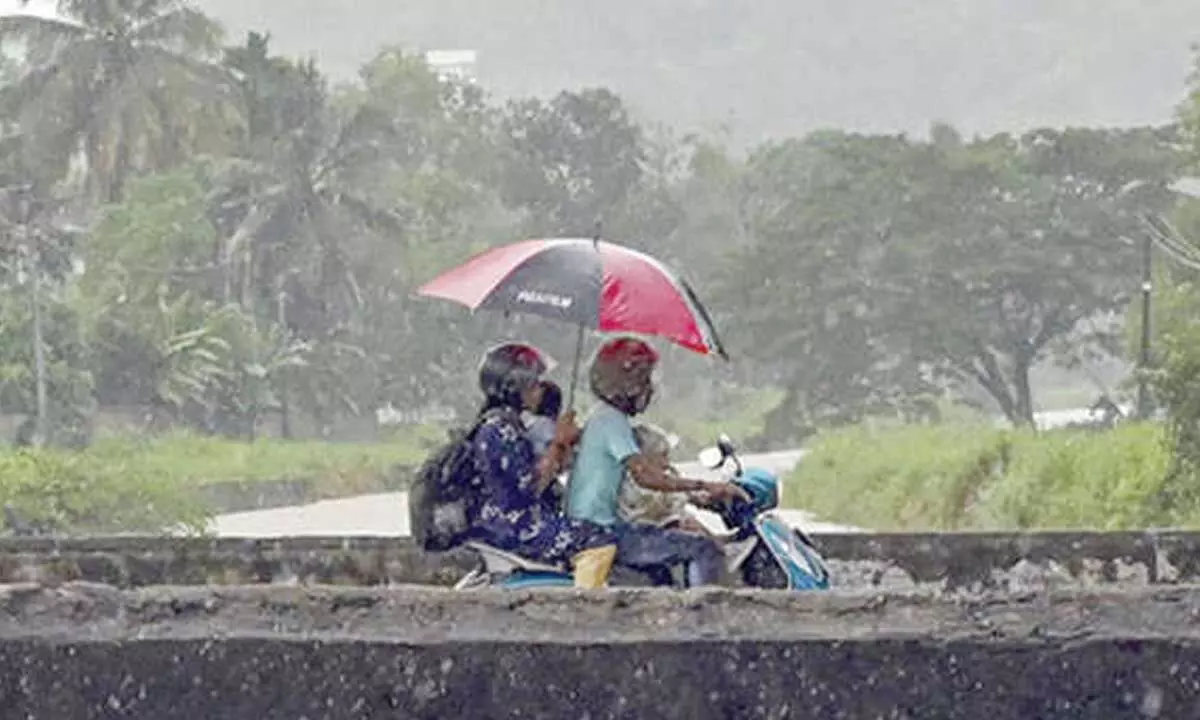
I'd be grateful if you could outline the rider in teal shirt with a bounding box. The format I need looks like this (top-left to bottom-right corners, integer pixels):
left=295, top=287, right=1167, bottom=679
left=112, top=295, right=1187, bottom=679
left=566, top=401, right=640, bottom=526
left=566, top=337, right=744, bottom=587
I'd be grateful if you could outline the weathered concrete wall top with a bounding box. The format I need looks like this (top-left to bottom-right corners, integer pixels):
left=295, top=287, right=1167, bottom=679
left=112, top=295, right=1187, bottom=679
left=3, top=530, right=1200, bottom=590
left=0, top=535, right=476, bottom=589
left=3, top=582, right=1200, bottom=643
left=1, top=583, right=1198, bottom=719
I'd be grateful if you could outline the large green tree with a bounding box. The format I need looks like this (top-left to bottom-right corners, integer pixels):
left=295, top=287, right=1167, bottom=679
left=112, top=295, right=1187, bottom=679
left=890, top=125, right=1182, bottom=425
left=77, top=165, right=311, bottom=438
left=722, top=124, right=1183, bottom=438
left=498, top=88, right=648, bottom=236
left=719, top=131, right=939, bottom=443
left=336, top=48, right=517, bottom=415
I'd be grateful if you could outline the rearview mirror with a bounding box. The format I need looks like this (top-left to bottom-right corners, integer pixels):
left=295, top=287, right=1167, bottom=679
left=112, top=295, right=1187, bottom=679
left=717, top=434, right=736, bottom=455
left=697, top=446, right=725, bottom=469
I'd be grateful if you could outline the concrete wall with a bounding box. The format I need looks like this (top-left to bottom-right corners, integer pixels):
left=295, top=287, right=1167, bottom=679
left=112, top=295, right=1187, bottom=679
left=0, top=536, right=474, bottom=588
left=3, top=530, right=1200, bottom=589
left=1, top=583, right=1197, bottom=719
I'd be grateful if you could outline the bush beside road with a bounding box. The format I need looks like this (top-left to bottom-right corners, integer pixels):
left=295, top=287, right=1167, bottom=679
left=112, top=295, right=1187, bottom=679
left=0, top=432, right=432, bottom=534
left=784, top=422, right=1180, bottom=531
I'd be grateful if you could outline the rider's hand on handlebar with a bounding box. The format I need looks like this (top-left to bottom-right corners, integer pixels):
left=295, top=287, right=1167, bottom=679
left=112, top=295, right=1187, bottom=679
left=552, top=410, right=581, bottom=448
left=705, top=481, right=751, bottom=505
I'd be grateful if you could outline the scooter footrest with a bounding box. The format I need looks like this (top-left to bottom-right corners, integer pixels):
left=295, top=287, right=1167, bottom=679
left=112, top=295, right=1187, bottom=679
left=465, top=542, right=566, bottom=574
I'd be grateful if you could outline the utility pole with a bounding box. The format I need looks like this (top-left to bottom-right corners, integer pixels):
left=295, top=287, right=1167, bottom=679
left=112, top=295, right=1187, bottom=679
left=31, top=243, right=46, bottom=446
left=1136, top=231, right=1153, bottom=420
left=277, top=289, right=291, bottom=439
left=1132, top=178, right=1200, bottom=421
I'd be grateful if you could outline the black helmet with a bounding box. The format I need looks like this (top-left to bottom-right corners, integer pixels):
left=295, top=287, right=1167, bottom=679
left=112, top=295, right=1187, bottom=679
left=478, top=342, right=552, bottom=410
left=589, top=336, right=659, bottom=416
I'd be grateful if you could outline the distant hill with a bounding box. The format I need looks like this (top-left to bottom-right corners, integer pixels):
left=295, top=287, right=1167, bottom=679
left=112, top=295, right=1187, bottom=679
left=193, top=0, right=1200, bottom=146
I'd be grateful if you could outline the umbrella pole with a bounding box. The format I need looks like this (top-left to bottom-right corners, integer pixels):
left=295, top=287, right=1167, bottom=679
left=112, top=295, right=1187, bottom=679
left=567, top=226, right=601, bottom=409
left=567, top=323, right=586, bottom=409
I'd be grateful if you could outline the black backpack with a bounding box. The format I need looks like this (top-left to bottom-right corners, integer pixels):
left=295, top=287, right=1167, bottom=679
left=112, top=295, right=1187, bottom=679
left=409, top=410, right=498, bottom=552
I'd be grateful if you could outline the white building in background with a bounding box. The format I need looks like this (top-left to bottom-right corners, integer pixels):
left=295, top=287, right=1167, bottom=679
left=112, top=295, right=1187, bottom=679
left=1172, top=177, right=1200, bottom=199
left=0, top=0, right=57, bottom=17
left=423, top=50, right=478, bottom=84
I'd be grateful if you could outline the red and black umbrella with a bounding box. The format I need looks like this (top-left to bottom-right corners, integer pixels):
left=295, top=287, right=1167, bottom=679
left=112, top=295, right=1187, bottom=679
left=417, top=237, right=727, bottom=401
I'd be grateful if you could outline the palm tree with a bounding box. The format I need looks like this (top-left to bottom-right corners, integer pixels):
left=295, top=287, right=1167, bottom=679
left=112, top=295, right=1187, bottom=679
left=0, top=0, right=228, bottom=202
left=208, top=33, right=404, bottom=339
left=185, top=34, right=411, bottom=429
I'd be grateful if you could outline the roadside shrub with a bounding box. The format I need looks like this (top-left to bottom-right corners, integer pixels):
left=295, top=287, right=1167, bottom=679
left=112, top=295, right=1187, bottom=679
left=785, top=422, right=1012, bottom=530
left=784, top=421, right=1178, bottom=530
left=978, top=423, right=1174, bottom=529
left=0, top=448, right=212, bottom=534
left=0, top=432, right=430, bottom=534
left=95, top=432, right=425, bottom=488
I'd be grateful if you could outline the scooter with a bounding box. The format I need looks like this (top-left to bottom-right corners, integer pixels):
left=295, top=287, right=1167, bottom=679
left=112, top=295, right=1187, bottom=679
left=453, top=434, right=832, bottom=591
left=696, top=436, right=831, bottom=591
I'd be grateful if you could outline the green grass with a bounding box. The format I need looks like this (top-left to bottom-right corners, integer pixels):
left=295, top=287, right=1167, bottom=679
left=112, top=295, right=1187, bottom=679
left=0, top=430, right=438, bottom=535
left=83, top=431, right=433, bottom=487
left=784, top=421, right=1184, bottom=531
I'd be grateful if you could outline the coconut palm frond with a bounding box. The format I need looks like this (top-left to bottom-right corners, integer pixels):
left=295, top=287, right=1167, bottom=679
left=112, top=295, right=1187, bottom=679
left=137, top=45, right=236, bottom=100
left=0, top=14, right=86, bottom=51
left=131, top=4, right=223, bottom=55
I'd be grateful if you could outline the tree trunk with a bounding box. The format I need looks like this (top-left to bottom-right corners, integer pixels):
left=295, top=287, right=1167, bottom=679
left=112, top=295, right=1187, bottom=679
left=1012, top=355, right=1035, bottom=428
left=761, top=385, right=814, bottom=447
left=961, top=348, right=1036, bottom=428
left=109, top=115, right=132, bottom=204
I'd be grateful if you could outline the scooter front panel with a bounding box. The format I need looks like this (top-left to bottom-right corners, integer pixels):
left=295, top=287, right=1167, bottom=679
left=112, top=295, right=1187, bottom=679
left=754, top=513, right=831, bottom=591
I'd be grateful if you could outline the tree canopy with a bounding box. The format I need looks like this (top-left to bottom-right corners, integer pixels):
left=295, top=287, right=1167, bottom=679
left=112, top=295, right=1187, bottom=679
left=0, top=1, right=1196, bottom=448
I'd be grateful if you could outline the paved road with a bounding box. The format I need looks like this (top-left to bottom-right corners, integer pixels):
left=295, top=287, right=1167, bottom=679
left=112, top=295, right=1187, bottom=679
left=210, top=448, right=865, bottom=537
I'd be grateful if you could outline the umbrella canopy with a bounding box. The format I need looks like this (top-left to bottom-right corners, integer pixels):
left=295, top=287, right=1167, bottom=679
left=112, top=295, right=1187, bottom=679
left=416, top=237, right=727, bottom=358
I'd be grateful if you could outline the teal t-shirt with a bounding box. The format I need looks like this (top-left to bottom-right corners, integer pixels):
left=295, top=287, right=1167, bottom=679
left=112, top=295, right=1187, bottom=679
left=566, top=402, right=640, bottom=527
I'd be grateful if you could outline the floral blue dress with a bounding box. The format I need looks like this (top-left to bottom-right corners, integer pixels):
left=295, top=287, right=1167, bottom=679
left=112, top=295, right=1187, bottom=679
left=466, top=408, right=614, bottom=565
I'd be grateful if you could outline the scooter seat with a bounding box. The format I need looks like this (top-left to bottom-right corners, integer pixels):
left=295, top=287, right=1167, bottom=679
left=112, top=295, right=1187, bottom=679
left=465, top=542, right=566, bottom=575
left=676, top=505, right=739, bottom=540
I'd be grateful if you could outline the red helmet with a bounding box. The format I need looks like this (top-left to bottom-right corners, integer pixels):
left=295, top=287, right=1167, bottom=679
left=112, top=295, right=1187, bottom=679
left=478, top=342, right=552, bottom=410
left=589, top=337, right=659, bottom=415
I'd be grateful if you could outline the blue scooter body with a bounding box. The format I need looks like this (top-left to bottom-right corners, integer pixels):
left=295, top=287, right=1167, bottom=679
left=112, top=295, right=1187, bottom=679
left=500, top=570, right=575, bottom=589
left=489, top=511, right=832, bottom=591
left=463, top=470, right=830, bottom=588
left=752, top=511, right=831, bottom=591
left=458, top=435, right=833, bottom=592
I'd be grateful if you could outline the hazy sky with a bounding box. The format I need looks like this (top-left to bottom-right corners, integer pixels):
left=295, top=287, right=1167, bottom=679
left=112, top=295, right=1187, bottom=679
left=2, top=0, right=1197, bottom=145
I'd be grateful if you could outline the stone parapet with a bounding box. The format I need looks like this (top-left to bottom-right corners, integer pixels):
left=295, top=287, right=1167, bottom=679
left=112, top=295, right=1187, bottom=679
left=0, top=583, right=1196, bottom=719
